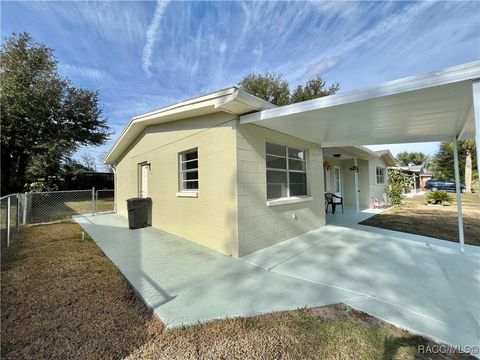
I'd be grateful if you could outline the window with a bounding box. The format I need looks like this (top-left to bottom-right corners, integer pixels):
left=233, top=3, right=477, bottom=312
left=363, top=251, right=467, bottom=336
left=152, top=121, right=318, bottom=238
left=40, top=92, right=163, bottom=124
left=179, top=149, right=198, bottom=191
left=376, top=166, right=386, bottom=184
left=266, top=142, right=307, bottom=200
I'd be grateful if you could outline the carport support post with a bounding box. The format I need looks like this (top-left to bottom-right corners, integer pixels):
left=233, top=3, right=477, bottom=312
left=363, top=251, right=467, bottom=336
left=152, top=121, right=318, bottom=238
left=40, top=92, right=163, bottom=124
left=452, top=137, right=465, bottom=253
left=354, top=157, right=360, bottom=213
left=473, top=81, right=480, bottom=192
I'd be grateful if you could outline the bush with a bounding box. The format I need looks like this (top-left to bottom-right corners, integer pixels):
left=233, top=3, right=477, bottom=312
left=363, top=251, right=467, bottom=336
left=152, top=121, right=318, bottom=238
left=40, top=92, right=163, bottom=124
left=426, top=190, right=453, bottom=205
left=385, top=169, right=414, bottom=205
left=385, top=183, right=404, bottom=205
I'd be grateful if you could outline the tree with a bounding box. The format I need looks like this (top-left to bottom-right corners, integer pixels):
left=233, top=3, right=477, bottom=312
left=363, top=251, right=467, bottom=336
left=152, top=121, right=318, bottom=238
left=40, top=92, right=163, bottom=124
left=395, top=151, right=429, bottom=166
left=290, top=77, right=339, bottom=103
left=432, top=140, right=477, bottom=188
left=99, top=151, right=114, bottom=173
left=0, top=33, right=109, bottom=194
left=238, top=73, right=339, bottom=105
left=80, top=154, right=97, bottom=172
left=239, top=73, right=290, bottom=105
left=462, top=140, right=476, bottom=193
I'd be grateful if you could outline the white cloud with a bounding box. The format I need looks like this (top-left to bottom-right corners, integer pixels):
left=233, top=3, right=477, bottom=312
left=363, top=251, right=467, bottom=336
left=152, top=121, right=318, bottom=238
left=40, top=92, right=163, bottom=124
left=302, top=56, right=344, bottom=79
left=142, top=0, right=170, bottom=76
left=219, top=41, right=227, bottom=54
left=61, top=64, right=107, bottom=82
left=310, top=1, right=359, bottom=19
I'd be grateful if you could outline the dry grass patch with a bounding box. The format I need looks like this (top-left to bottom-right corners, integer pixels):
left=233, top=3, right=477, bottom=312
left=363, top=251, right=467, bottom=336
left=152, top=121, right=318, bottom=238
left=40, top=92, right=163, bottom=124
left=1, top=222, right=474, bottom=359
left=360, top=193, right=480, bottom=246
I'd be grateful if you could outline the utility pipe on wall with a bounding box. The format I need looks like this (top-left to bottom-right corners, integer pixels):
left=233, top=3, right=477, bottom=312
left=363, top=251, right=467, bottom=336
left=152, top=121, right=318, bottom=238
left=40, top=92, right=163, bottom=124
left=452, top=137, right=465, bottom=253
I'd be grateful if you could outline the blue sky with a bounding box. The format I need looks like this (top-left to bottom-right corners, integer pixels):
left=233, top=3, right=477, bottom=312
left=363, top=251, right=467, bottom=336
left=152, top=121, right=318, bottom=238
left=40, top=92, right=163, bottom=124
left=2, top=1, right=480, bottom=169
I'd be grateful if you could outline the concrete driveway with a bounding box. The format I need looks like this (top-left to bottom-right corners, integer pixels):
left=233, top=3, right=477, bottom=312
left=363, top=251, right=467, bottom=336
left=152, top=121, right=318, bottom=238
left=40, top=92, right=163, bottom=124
left=242, top=225, right=480, bottom=351
left=75, top=213, right=479, bottom=351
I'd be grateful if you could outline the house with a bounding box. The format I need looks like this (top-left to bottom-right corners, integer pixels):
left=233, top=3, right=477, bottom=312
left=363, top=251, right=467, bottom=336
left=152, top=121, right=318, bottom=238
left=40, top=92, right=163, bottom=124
left=323, top=147, right=395, bottom=209
left=390, top=164, right=434, bottom=190
left=104, top=87, right=393, bottom=257
left=105, top=61, right=479, bottom=256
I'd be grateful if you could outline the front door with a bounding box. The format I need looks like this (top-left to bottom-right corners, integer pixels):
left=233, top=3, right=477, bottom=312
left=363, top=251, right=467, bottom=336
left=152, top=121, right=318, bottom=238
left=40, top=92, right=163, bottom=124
left=333, top=166, right=342, bottom=200
left=140, top=164, right=149, bottom=198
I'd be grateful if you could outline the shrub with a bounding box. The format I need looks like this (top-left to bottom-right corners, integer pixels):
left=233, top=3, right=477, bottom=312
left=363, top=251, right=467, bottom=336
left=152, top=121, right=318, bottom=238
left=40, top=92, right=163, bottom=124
left=386, top=183, right=404, bottom=205
left=385, top=169, right=414, bottom=205
left=426, top=190, right=453, bottom=205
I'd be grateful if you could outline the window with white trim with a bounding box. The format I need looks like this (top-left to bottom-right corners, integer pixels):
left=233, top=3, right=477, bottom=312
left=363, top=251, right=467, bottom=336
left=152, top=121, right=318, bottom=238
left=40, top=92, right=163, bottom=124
left=179, top=149, right=198, bottom=191
left=266, top=142, right=307, bottom=200
left=376, top=166, right=386, bottom=184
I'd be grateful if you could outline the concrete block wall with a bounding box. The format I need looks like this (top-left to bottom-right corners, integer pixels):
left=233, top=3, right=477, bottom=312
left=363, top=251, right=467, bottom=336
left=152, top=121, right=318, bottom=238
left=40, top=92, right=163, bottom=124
left=236, top=123, right=325, bottom=256
left=115, top=113, right=239, bottom=256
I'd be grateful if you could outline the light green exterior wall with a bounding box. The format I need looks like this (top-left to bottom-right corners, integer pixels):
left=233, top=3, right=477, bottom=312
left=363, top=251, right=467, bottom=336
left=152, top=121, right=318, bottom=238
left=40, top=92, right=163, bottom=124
left=236, top=124, right=325, bottom=256
left=115, top=116, right=327, bottom=257
left=323, top=157, right=377, bottom=209
left=115, top=113, right=239, bottom=256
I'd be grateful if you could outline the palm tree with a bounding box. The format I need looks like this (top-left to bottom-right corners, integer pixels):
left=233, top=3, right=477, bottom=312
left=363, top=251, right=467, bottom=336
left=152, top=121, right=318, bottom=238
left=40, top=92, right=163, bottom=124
left=462, top=140, right=476, bottom=193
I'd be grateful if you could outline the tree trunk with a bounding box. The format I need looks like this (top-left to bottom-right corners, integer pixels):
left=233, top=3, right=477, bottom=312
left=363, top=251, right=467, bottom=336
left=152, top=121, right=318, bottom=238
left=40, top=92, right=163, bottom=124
left=465, top=149, right=472, bottom=193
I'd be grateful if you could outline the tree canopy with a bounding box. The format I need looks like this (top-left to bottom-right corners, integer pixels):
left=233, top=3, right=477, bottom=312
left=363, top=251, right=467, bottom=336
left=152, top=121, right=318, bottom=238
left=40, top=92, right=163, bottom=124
left=395, top=152, right=429, bottom=166
left=239, top=73, right=339, bottom=105
left=0, top=33, right=110, bottom=194
left=431, top=140, right=477, bottom=185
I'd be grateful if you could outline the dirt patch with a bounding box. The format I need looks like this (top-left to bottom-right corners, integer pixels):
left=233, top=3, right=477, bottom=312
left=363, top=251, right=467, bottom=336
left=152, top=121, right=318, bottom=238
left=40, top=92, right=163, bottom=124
left=1, top=222, right=474, bottom=359
left=360, top=193, right=480, bottom=246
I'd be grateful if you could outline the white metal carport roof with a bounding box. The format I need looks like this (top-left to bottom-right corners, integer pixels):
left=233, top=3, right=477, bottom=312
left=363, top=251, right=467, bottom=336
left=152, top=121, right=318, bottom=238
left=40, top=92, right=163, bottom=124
left=240, top=61, right=479, bottom=147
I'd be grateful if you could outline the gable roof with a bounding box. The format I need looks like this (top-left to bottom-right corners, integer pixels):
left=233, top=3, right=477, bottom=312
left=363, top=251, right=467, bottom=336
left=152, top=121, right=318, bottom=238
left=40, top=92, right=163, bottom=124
left=104, top=87, right=276, bottom=164
left=374, top=150, right=396, bottom=167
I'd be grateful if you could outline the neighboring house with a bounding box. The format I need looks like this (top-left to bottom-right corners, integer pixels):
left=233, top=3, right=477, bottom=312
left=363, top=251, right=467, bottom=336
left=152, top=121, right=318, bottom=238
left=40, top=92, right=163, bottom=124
left=390, top=164, right=434, bottom=190
left=323, top=147, right=395, bottom=209
left=104, top=87, right=392, bottom=257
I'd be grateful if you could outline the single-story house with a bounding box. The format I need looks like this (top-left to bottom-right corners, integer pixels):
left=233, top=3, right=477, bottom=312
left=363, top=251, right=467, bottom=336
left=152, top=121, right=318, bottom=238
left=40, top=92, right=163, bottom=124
left=105, top=61, right=480, bottom=255
left=389, top=164, right=434, bottom=190
left=104, top=88, right=394, bottom=257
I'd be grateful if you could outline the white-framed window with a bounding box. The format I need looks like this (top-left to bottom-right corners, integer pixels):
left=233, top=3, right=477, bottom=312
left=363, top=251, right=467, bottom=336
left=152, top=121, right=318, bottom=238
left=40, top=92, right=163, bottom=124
left=266, top=142, right=307, bottom=200
left=376, top=166, right=386, bottom=184
left=179, top=148, right=198, bottom=192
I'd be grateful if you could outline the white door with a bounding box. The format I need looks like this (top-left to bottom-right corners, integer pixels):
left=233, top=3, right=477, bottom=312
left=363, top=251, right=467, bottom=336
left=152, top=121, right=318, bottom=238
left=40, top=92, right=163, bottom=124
left=333, top=166, right=342, bottom=200
left=140, top=164, right=149, bottom=198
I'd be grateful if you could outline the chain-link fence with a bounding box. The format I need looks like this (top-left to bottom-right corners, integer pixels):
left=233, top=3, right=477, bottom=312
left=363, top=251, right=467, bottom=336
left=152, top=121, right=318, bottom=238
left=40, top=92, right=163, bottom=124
left=1, top=195, right=20, bottom=249
left=1, top=188, right=114, bottom=249
left=95, top=189, right=115, bottom=214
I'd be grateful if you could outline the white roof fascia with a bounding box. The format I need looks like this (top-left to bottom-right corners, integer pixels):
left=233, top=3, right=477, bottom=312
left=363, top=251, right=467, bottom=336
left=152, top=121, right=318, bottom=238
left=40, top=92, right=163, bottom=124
left=104, top=87, right=276, bottom=164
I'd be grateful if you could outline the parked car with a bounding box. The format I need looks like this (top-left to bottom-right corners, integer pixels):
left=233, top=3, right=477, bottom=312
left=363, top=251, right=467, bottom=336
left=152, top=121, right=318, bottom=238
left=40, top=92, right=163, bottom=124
left=425, top=179, right=466, bottom=192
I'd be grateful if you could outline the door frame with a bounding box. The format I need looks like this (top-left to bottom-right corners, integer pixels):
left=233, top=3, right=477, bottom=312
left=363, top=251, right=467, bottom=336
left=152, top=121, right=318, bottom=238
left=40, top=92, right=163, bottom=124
left=138, top=162, right=150, bottom=198
left=333, top=165, right=342, bottom=199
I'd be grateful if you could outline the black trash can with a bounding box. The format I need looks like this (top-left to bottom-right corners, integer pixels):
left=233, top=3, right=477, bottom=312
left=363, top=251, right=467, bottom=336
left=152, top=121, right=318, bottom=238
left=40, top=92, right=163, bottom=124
left=126, top=197, right=152, bottom=229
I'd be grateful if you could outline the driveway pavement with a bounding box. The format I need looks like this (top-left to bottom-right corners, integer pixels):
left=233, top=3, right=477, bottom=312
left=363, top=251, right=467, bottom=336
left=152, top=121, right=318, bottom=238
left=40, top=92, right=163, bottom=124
left=75, top=213, right=479, bottom=351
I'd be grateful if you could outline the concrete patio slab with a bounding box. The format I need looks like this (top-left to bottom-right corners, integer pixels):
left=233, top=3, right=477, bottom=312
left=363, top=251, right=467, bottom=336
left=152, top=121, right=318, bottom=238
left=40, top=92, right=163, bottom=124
left=74, top=213, right=479, bottom=352
left=74, top=214, right=360, bottom=328
left=242, top=224, right=480, bottom=351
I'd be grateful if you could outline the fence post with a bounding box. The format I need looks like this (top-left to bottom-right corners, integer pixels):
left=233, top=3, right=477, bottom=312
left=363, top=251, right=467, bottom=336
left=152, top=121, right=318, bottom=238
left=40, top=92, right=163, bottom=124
left=16, top=194, right=20, bottom=231
left=92, top=187, right=96, bottom=215
left=23, top=192, right=28, bottom=225
left=7, top=196, right=11, bottom=247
